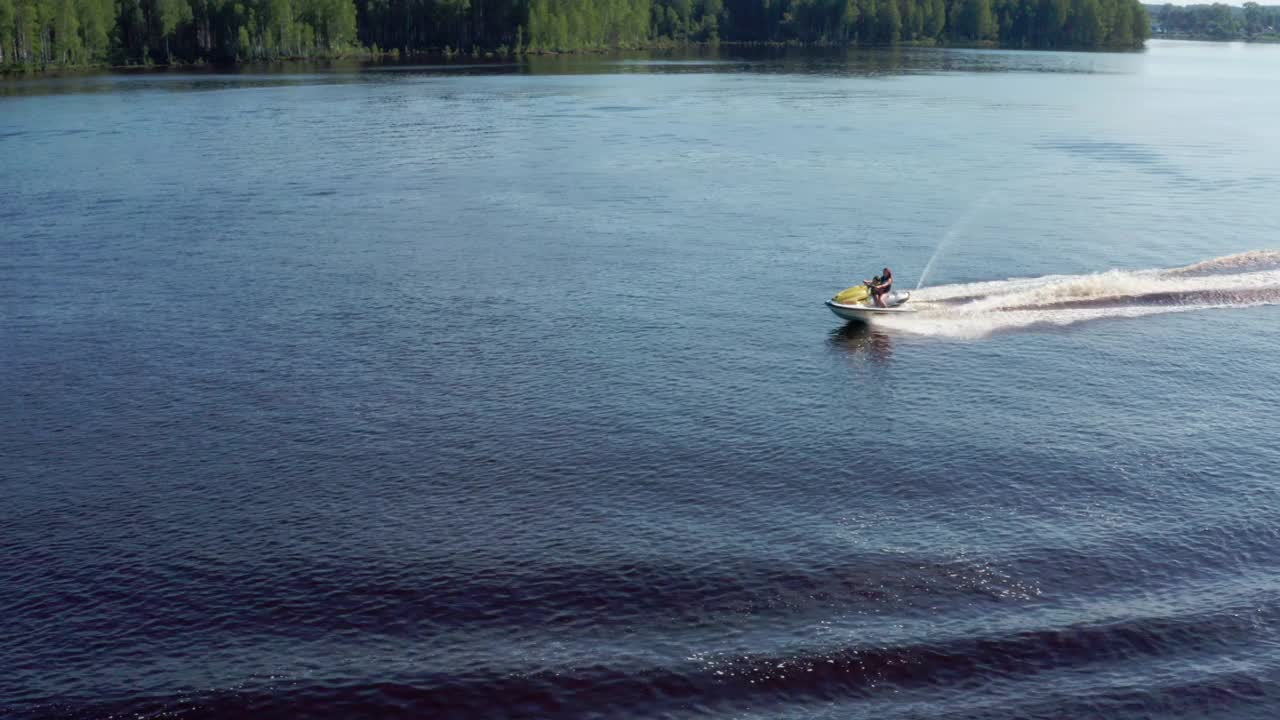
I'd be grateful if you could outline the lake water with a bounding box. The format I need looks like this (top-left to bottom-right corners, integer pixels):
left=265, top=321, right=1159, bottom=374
left=4, top=40, right=1280, bottom=719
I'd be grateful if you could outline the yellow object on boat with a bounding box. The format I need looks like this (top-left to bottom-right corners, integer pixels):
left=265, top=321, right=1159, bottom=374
left=833, top=285, right=870, bottom=304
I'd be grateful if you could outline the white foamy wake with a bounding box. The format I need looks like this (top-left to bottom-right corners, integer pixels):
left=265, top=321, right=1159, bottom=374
left=873, top=251, right=1280, bottom=339
left=1167, top=250, right=1280, bottom=275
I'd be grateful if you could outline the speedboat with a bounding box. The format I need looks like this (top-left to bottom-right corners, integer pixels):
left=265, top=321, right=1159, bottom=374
left=826, top=291, right=913, bottom=322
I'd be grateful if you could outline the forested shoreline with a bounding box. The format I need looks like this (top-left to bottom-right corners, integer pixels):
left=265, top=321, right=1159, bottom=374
left=1, top=0, right=1148, bottom=70
left=1148, top=3, right=1280, bottom=41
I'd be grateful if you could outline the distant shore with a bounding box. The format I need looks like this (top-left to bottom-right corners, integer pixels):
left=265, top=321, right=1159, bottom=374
left=1152, top=32, right=1280, bottom=43
left=2, top=38, right=1150, bottom=77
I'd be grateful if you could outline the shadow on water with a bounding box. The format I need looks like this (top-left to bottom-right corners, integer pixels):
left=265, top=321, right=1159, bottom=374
left=828, top=322, right=893, bottom=364
left=0, top=45, right=1122, bottom=98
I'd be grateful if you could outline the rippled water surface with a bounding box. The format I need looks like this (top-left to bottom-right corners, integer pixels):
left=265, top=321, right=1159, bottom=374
left=4, top=40, right=1280, bottom=719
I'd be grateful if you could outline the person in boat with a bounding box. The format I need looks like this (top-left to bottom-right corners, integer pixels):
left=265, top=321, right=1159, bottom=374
left=865, top=267, right=893, bottom=308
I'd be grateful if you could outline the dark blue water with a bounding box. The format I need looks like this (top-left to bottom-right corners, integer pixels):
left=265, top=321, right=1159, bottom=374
left=4, top=41, right=1280, bottom=719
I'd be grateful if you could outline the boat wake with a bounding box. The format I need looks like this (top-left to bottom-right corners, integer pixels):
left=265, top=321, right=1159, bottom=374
left=875, top=250, right=1280, bottom=339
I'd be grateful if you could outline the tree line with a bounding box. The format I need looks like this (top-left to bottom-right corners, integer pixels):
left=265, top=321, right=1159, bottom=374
left=658, top=0, right=1148, bottom=48
left=1150, top=3, right=1280, bottom=40
left=1, top=0, right=1148, bottom=68
left=0, top=0, right=357, bottom=65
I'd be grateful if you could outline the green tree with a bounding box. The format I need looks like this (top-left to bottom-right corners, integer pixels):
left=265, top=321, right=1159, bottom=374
left=1131, top=2, right=1149, bottom=42
left=51, top=0, right=80, bottom=63
left=1070, top=0, right=1104, bottom=44
left=155, top=0, right=191, bottom=60
left=79, top=0, right=113, bottom=60
left=328, top=0, right=358, bottom=49
left=699, top=0, right=722, bottom=40
left=839, top=0, right=861, bottom=41
left=1243, top=1, right=1263, bottom=36
left=0, top=0, right=1152, bottom=68
left=904, top=0, right=923, bottom=39
left=922, top=0, right=942, bottom=38
left=0, top=0, right=13, bottom=64
left=955, top=0, right=994, bottom=40
left=1108, top=0, right=1132, bottom=46
left=876, top=0, right=899, bottom=41
left=264, top=0, right=293, bottom=55
left=1204, top=2, right=1237, bottom=38
left=1037, top=0, right=1068, bottom=45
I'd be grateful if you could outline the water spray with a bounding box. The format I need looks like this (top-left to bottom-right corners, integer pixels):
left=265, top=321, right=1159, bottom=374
left=917, top=190, right=996, bottom=290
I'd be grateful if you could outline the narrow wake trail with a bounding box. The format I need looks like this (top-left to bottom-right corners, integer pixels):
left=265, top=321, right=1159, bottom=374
left=878, top=251, right=1280, bottom=338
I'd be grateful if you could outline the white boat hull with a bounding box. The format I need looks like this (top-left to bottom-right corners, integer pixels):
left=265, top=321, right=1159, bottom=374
left=826, top=292, right=913, bottom=322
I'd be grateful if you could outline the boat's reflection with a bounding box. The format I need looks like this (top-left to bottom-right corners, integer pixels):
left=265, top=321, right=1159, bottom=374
left=828, top=322, right=893, bottom=364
